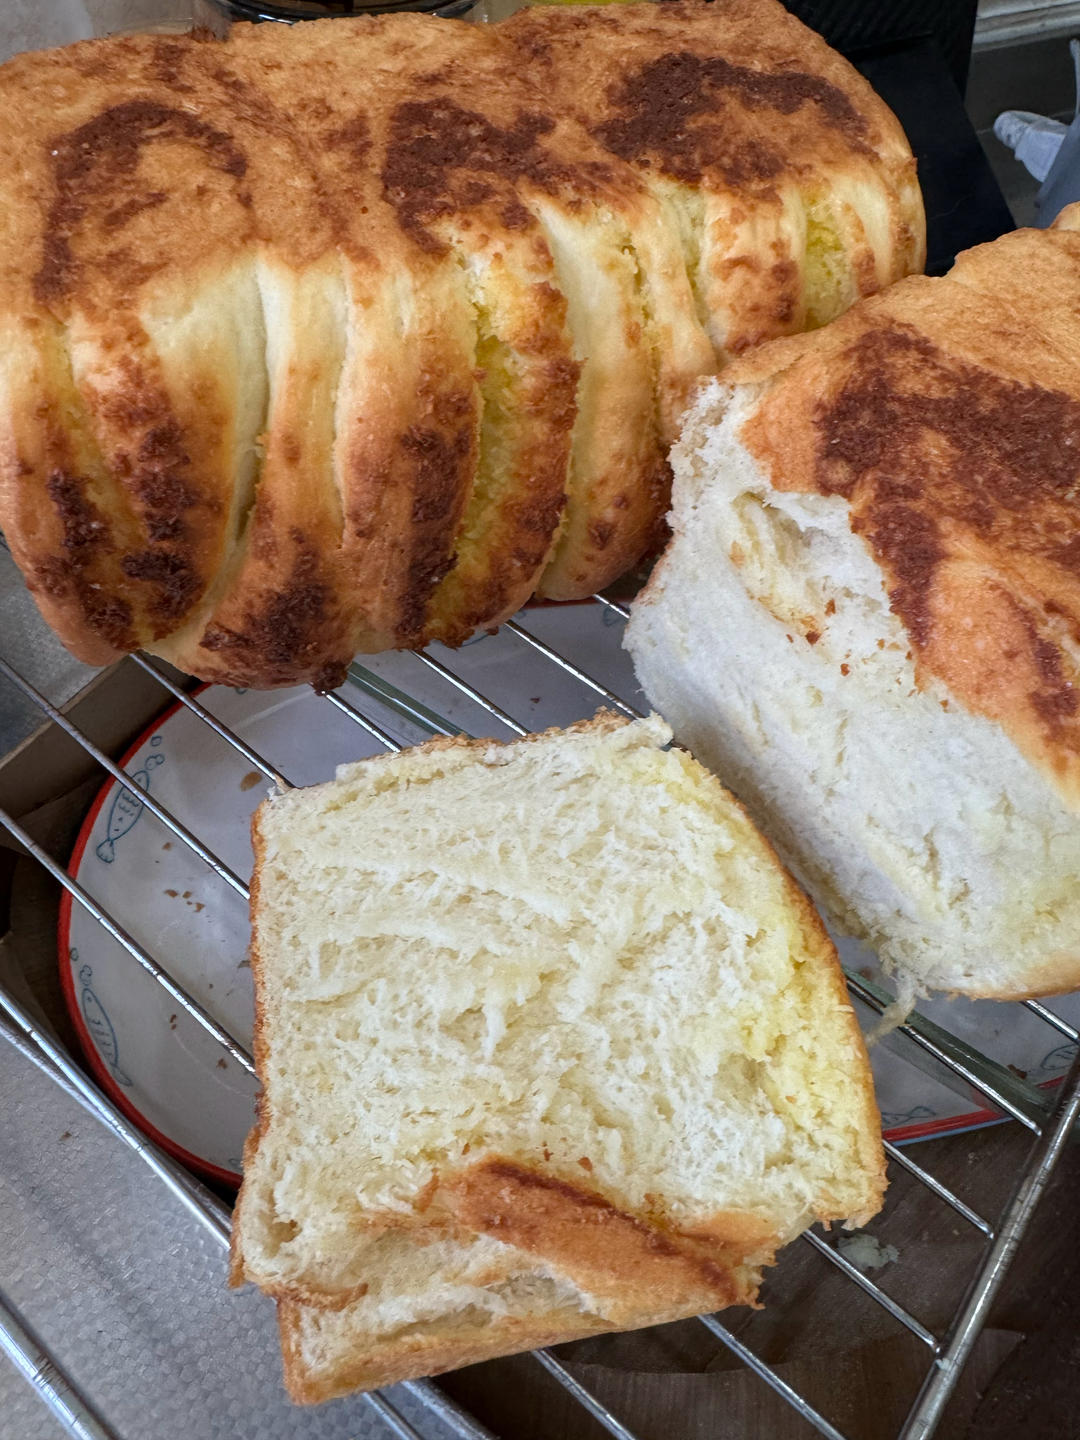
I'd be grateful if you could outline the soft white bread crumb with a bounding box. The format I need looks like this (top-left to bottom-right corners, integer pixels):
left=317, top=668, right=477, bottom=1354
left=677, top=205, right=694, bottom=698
left=230, top=713, right=882, bottom=1399
left=627, top=380, right=1080, bottom=999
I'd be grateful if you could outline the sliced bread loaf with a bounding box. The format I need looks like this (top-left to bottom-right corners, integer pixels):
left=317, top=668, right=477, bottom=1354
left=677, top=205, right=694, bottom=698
left=627, top=214, right=1080, bottom=999
left=230, top=713, right=883, bottom=1400
left=0, top=6, right=923, bottom=685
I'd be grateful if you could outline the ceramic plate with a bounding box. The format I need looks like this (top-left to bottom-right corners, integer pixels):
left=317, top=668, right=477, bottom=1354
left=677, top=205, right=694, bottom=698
left=61, top=603, right=1080, bottom=1181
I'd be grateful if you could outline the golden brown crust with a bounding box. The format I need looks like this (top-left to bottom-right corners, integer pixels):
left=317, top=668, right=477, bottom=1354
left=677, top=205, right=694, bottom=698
left=502, top=0, right=893, bottom=188
left=0, top=34, right=266, bottom=656
left=500, top=0, right=925, bottom=356
left=272, top=1152, right=782, bottom=1401
left=271, top=1124, right=875, bottom=1403
left=731, top=224, right=1080, bottom=807
left=0, top=7, right=921, bottom=683
left=445, top=1157, right=754, bottom=1322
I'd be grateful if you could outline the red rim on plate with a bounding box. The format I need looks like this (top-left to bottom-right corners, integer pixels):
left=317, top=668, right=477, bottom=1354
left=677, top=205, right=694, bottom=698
left=58, top=686, right=245, bottom=1190
left=884, top=1074, right=1063, bottom=1143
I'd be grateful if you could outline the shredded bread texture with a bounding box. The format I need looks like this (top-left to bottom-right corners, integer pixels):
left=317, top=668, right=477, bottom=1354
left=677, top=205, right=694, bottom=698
left=231, top=713, right=883, bottom=1400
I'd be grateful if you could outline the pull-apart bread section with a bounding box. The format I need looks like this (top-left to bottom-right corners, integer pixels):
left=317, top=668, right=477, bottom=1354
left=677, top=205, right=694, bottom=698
left=628, top=210, right=1080, bottom=1000
left=501, top=0, right=924, bottom=359
left=230, top=714, right=884, bottom=1401
left=0, top=5, right=922, bottom=686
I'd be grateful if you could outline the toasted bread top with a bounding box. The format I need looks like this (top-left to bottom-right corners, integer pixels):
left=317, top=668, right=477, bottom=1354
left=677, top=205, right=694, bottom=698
left=502, top=0, right=924, bottom=355
left=503, top=0, right=911, bottom=192
left=727, top=213, right=1080, bottom=806
left=0, top=7, right=922, bottom=685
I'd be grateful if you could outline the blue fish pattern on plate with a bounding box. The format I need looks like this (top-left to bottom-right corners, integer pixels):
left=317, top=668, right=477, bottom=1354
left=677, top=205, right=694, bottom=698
left=880, top=1104, right=936, bottom=1128
left=95, top=739, right=165, bottom=863
left=75, top=952, right=133, bottom=1087
left=1038, top=1042, right=1078, bottom=1077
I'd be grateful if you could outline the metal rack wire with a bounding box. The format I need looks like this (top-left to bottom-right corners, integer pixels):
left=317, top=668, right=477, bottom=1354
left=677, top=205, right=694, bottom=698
left=2, top=599, right=1079, bottom=1440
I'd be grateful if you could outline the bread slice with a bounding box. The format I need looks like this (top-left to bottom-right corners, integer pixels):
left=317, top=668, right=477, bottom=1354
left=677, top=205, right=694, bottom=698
left=230, top=713, right=884, bottom=1401
left=627, top=213, right=1080, bottom=1000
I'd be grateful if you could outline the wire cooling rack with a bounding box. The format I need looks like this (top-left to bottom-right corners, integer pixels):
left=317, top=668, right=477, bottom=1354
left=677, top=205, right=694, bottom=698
left=1, top=595, right=1079, bottom=1440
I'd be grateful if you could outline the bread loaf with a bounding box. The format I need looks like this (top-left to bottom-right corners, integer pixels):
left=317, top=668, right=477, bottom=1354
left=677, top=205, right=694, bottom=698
left=0, top=5, right=922, bottom=687
left=627, top=210, right=1080, bottom=1000
left=229, top=712, right=884, bottom=1400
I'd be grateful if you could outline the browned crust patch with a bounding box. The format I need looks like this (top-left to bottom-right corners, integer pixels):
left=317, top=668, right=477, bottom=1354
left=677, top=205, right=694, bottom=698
left=736, top=258, right=1080, bottom=804
left=594, top=47, right=871, bottom=189
left=446, top=1157, right=756, bottom=1320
